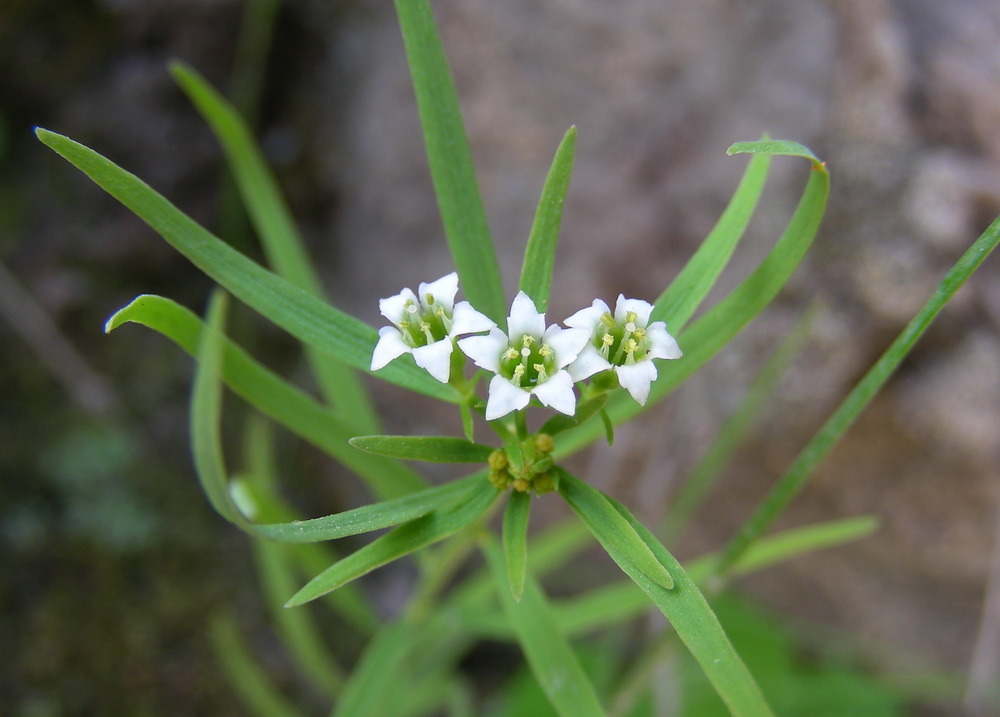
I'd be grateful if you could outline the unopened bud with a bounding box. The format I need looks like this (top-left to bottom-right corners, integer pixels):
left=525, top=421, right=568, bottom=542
left=533, top=472, right=555, bottom=495
left=533, top=433, right=555, bottom=454
left=488, top=448, right=508, bottom=471
left=489, top=469, right=512, bottom=490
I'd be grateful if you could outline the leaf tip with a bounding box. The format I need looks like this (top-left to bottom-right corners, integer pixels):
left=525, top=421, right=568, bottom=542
left=34, top=126, right=58, bottom=146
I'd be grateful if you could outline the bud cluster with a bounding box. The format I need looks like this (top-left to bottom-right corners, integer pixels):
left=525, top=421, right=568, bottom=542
left=488, top=434, right=557, bottom=495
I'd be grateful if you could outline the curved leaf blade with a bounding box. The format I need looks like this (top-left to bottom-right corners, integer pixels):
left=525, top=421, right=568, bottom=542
left=170, top=60, right=380, bottom=433
left=556, top=148, right=829, bottom=458
left=556, top=470, right=673, bottom=590
left=596, top=484, right=774, bottom=717
left=107, top=294, right=425, bottom=499
left=36, top=127, right=454, bottom=403
left=652, top=143, right=771, bottom=333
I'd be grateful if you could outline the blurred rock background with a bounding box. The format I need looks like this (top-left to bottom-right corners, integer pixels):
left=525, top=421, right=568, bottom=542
left=2, top=0, right=1000, bottom=713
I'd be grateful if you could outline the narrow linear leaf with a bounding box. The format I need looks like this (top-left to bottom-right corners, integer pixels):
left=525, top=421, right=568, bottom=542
left=556, top=149, right=829, bottom=459
left=189, top=291, right=477, bottom=547
left=36, top=128, right=453, bottom=403
left=727, top=139, right=822, bottom=164
left=559, top=470, right=773, bottom=717
left=191, top=290, right=246, bottom=525
left=539, top=392, right=607, bottom=437
left=717, top=211, right=1000, bottom=574
left=286, top=480, right=498, bottom=607
left=720, top=515, right=879, bottom=578
left=519, top=126, right=577, bottom=312
left=250, top=474, right=482, bottom=543
left=482, top=536, right=606, bottom=717
left=332, top=621, right=415, bottom=717
left=460, top=515, right=880, bottom=641
left=108, top=294, right=424, bottom=499
left=349, top=435, right=495, bottom=463
left=171, top=61, right=379, bottom=433
left=253, top=541, right=344, bottom=695
left=652, top=144, right=771, bottom=333
left=556, top=470, right=672, bottom=590
left=501, top=491, right=531, bottom=601
left=241, top=418, right=380, bottom=634
left=210, top=614, right=307, bottom=717
left=392, top=0, right=505, bottom=322
left=662, top=301, right=819, bottom=541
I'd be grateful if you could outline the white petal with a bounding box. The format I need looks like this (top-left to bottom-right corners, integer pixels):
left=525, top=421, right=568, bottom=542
left=614, top=295, right=653, bottom=327
left=379, top=287, right=419, bottom=324
left=646, top=322, right=682, bottom=359
left=486, top=375, right=531, bottom=420
left=567, top=344, right=612, bottom=381
left=412, top=340, right=454, bottom=383
left=418, top=272, right=459, bottom=313
left=371, top=327, right=411, bottom=370
left=450, top=301, right=496, bottom=336
left=457, top=328, right=508, bottom=373
left=543, top=325, right=591, bottom=369
left=564, top=299, right=609, bottom=330
left=615, top=361, right=658, bottom=405
left=507, top=291, right=545, bottom=339
left=531, top=371, right=577, bottom=415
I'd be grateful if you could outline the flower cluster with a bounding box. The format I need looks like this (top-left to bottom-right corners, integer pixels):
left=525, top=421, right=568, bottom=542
left=371, top=274, right=682, bottom=420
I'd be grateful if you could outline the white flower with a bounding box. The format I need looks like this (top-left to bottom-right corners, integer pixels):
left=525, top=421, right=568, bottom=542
left=370, top=272, right=494, bottom=383
left=565, top=295, right=682, bottom=405
left=458, top=291, right=590, bottom=420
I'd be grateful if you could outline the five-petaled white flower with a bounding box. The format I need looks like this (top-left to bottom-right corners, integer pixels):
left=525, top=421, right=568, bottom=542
left=565, top=295, right=682, bottom=405
left=458, top=291, right=590, bottom=420
left=371, top=272, right=494, bottom=383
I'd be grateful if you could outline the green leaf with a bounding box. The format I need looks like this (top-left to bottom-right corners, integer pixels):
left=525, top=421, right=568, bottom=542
left=107, top=294, right=424, bottom=499
left=332, top=621, right=415, bottom=717
left=652, top=142, right=770, bottom=333
left=599, top=408, right=615, bottom=446
left=538, top=392, right=607, bottom=436
left=250, top=475, right=483, bottom=543
left=210, top=613, right=307, bottom=717
left=558, top=470, right=773, bottom=716
left=720, top=515, right=879, bottom=579
left=555, top=147, right=829, bottom=459
left=170, top=60, right=379, bottom=433
left=727, top=139, right=822, bottom=164
left=190, top=290, right=247, bottom=526
left=662, top=301, right=818, bottom=541
left=393, top=0, right=505, bottom=322
left=188, top=291, right=483, bottom=549
left=35, top=128, right=454, bottom=404
left=716, top=210, right=1000, bottom=574
left=349, top=435, right=495, bottom=463
left=556, top=470, right=672, bottom=590
left=253, top=541, right=344, bottom=696
left=459, top=516, right=881, bottom=641
left=501, top=490, right=531, bottom=601
left=519, top=126, right=577, bottom=312
left=239, top=418, right=380, bottom=632
left=286, top=480, right=498, bottom=607
left=482, top=536, right=606, bottom=717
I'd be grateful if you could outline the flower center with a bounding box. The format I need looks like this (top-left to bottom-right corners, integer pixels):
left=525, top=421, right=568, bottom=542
left=499, top=334, right=557, bottom=387
left=396, top=296, right=452, bottom=348
left=595, top=311, right=651, bottom=366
